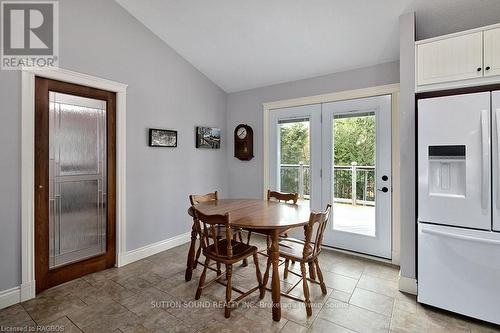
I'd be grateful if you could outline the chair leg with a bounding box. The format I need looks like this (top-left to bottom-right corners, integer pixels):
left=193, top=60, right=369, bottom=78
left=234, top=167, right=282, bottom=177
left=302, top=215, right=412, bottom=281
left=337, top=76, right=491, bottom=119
left=314, top=258, right=327, bottom=295
left=225, top=264, right=233, bottom=318
left=253, top=253, right=264, bottom=299
left=194, top=242, right=202, bottom=269
left=185, top=223, right=198, bottom=281
left=283, top=259, right=290, bottom=279
left=216, top=262, right=222, bottom=277
left=195, top=257, right=210, bottom=300
left=239, top=231, right=248, bottom=267
left=300, top=262, right=312, bottom=316
left=261, top=258, right=271, bottom=298
left=308, top=261, right=316, bottom=280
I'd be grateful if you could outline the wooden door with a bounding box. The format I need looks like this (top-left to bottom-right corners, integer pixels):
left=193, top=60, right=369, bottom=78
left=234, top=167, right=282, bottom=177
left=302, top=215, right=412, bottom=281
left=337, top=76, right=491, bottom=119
left=417, top=32, right=483, bottom=86
left=484, top=27, right=500, bottom=77
left=35, top=77, right=116, bottom=293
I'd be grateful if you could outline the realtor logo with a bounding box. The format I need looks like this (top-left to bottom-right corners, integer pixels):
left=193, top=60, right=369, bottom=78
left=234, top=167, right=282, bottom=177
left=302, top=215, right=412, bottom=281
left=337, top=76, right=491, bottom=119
left=1, top=1, right=59, bottom=70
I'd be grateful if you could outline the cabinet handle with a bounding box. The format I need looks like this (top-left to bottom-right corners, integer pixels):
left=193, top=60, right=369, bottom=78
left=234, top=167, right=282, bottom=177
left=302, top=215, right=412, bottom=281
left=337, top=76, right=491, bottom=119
left=477, top=67, right=482, bottom=72
left=486, top=66, right=491, bottom=71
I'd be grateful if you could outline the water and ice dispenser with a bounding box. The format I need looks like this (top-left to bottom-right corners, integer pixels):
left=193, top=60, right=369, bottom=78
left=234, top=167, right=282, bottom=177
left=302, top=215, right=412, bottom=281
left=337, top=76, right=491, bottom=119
left=428, top=145, right=466, bottom=198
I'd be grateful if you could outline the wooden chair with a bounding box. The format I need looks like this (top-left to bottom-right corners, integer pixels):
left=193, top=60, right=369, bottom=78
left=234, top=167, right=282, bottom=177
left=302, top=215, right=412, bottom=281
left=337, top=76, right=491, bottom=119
left=254, top=190, right=300, bottom=263
left=267, top=190, right=298, bottom=239
left=186, top=191, right=247, bottom=281
left=267, top=190, right=299, bottom=204
left=267, top=190, right=321, bottom=278
left=242, top=190, right=299, bottom=257
left=192, top=207, right=264, bottom=318
left=263, top=204, right=332, bottom=316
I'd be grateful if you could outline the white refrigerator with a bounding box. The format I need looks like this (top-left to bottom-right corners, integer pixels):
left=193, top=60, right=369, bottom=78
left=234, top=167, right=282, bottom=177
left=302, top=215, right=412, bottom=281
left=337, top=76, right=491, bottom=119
left=418, top=91, right=500, bottom=325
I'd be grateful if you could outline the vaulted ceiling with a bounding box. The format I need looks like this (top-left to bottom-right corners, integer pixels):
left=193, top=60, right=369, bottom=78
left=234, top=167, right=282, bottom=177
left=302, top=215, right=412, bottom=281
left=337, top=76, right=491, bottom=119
left=117, top=0, right=500, bottom=92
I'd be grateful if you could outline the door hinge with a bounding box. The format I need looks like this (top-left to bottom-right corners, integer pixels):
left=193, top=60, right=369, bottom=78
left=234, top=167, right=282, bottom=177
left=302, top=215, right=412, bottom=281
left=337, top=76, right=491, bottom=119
left=320, top=168, right=322, bottom=178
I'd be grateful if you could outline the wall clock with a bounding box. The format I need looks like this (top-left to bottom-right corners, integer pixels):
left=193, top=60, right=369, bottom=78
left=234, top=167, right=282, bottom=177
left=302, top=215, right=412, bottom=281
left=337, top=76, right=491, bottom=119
left=234, top=124, right=254, bottom=161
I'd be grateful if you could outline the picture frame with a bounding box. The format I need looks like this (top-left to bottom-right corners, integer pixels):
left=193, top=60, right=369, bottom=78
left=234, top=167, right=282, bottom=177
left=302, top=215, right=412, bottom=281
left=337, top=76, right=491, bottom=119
left=149, top=128, right=178, bottom=147
left=196, top=127, right=221, bottom=149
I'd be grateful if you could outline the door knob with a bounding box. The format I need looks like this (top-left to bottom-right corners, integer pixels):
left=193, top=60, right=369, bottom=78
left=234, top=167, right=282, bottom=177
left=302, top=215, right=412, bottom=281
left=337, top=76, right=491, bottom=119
left=382, top=175, right=388, bottom=181
left=477, top=67, right=482, bottom=72
left=377, top=187, right=389, bottom=193
left=486, top=66, right=491, bottom=71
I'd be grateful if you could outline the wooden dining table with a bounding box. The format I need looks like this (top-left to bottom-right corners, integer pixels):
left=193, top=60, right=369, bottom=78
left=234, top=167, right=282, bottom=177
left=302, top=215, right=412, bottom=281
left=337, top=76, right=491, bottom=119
left=185, top=198, right=311, bottom=321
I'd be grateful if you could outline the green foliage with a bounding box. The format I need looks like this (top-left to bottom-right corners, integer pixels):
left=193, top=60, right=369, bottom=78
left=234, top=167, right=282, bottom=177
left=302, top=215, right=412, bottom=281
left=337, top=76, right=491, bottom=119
left=278, top=116, right=375, bottom=200
left=280, top=123, right=310, bottom=164
left=333, top=115, right=375, bottom=166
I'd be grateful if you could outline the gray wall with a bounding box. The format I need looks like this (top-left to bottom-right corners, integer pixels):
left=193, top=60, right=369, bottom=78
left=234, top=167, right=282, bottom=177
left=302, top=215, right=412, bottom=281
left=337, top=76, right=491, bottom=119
left=398, top=13, right=416, bottom=280
left=226, top=61, right=400, bottom=199
left=0, top=0, right=228, bottom=291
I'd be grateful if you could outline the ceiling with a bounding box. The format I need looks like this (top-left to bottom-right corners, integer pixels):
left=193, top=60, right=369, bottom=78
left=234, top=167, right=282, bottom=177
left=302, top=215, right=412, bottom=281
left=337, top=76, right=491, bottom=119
left=117, top=0, right=500, bottom=93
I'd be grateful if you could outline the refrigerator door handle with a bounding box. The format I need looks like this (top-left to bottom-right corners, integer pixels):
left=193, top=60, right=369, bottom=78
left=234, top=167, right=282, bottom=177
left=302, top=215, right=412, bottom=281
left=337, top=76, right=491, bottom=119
left=496, top=108, right=500, bottom=210
left=421, top=226, right=500, bottom=246
left=481, top=109, right=490, bottom=210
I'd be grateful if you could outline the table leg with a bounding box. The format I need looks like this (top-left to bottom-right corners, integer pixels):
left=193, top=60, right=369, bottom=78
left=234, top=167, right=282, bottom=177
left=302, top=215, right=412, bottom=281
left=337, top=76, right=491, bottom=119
left=185, top=222, right=197, bottom=282
left=269, top=229, right=281, bottom=321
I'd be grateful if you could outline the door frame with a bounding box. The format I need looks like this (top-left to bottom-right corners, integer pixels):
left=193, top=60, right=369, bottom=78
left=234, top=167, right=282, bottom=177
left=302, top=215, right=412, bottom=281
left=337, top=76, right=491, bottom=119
left=263, top=83, right=400, bottom=264
left=21, top=67, right=127, bottom=301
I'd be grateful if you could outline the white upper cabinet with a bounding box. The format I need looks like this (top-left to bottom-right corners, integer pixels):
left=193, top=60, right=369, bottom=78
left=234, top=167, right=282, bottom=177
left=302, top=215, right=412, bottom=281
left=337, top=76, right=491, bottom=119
left=484, top=27, right=500, bottom=77
left=416, top=23, right=500, bottom=92
left=417, top=32, right=483, bottom=86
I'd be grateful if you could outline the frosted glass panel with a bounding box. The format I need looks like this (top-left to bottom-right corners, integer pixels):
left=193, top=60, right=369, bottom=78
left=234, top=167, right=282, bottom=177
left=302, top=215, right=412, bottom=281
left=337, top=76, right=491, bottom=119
left=49, top=92, right=107, bottom=269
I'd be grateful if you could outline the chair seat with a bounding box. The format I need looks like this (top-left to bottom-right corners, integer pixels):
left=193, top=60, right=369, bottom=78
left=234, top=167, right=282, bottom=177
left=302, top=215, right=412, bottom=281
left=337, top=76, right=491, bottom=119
left=204, top=239, right=258, bottom=263
left=278, top=239, right=313, bottom=261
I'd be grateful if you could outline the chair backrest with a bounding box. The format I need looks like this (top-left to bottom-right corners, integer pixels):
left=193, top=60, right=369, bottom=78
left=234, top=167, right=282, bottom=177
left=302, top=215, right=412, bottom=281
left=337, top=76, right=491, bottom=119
left=190, top=191, right=218, bottom=205
left=303, top=204, right=332, bottom=258
left=267, top=190, right=298, bottom=204
left=192, top=207, right=233, bottom=258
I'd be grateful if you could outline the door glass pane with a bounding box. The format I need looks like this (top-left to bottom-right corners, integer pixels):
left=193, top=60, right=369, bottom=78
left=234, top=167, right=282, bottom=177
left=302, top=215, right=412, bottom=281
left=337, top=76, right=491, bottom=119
left=279, top=118, right=310, bottom=205
left=332, top=112, right=376, bottom=236
left=49, top=92, right=107, bottom=269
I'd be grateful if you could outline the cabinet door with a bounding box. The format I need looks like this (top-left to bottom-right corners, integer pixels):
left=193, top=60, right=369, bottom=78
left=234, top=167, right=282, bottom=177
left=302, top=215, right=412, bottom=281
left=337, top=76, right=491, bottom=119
left=417, top=32, right=483, bottom=86
left=484, top=28, right=500, bottom=77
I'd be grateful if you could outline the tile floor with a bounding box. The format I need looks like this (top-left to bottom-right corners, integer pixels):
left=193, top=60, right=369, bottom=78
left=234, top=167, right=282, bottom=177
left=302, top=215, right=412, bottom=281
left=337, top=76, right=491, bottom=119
left=1, top=235, right=499, bottom=333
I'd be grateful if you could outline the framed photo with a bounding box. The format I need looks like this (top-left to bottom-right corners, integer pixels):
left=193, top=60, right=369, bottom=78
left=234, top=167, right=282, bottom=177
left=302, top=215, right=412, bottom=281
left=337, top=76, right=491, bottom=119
left=149, top=128, right=177, bottom=147
left=196, top=127, right=221, bottom=149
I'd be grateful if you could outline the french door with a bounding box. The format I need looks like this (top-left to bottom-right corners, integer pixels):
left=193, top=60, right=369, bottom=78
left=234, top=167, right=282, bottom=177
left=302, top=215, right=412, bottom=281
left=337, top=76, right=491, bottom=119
left=322, top=96, right=392, bottom=258
left=268, top=95, right=392, bottom=258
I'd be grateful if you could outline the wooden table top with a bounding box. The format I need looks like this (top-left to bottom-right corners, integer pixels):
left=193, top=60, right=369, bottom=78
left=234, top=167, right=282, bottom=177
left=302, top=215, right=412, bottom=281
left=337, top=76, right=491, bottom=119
left=193, top=199, right=311, bottom=230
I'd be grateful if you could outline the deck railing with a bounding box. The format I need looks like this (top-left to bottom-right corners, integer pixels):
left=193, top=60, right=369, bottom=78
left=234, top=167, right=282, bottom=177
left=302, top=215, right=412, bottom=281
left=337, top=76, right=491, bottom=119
left=279, top=163, right=375, bottom=205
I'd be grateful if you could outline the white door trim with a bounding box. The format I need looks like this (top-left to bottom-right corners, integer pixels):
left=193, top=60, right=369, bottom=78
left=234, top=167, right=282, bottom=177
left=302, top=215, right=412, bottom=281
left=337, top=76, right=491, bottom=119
left=262, top=83, right=400, bottom=265
left=21, top=67, right=127, bottom=302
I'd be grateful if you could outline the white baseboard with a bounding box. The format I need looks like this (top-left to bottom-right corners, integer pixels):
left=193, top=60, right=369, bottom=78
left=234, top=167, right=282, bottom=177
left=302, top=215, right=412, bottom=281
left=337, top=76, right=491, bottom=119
left=0, top=280, right=36, bottom=309
left=0, top=233, right=191, bottom=310
left=118, top=232, right=191, bottom=267
left=398, top=273, right=418, bottom=295
left=0, top=286, right=21, bottom=310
